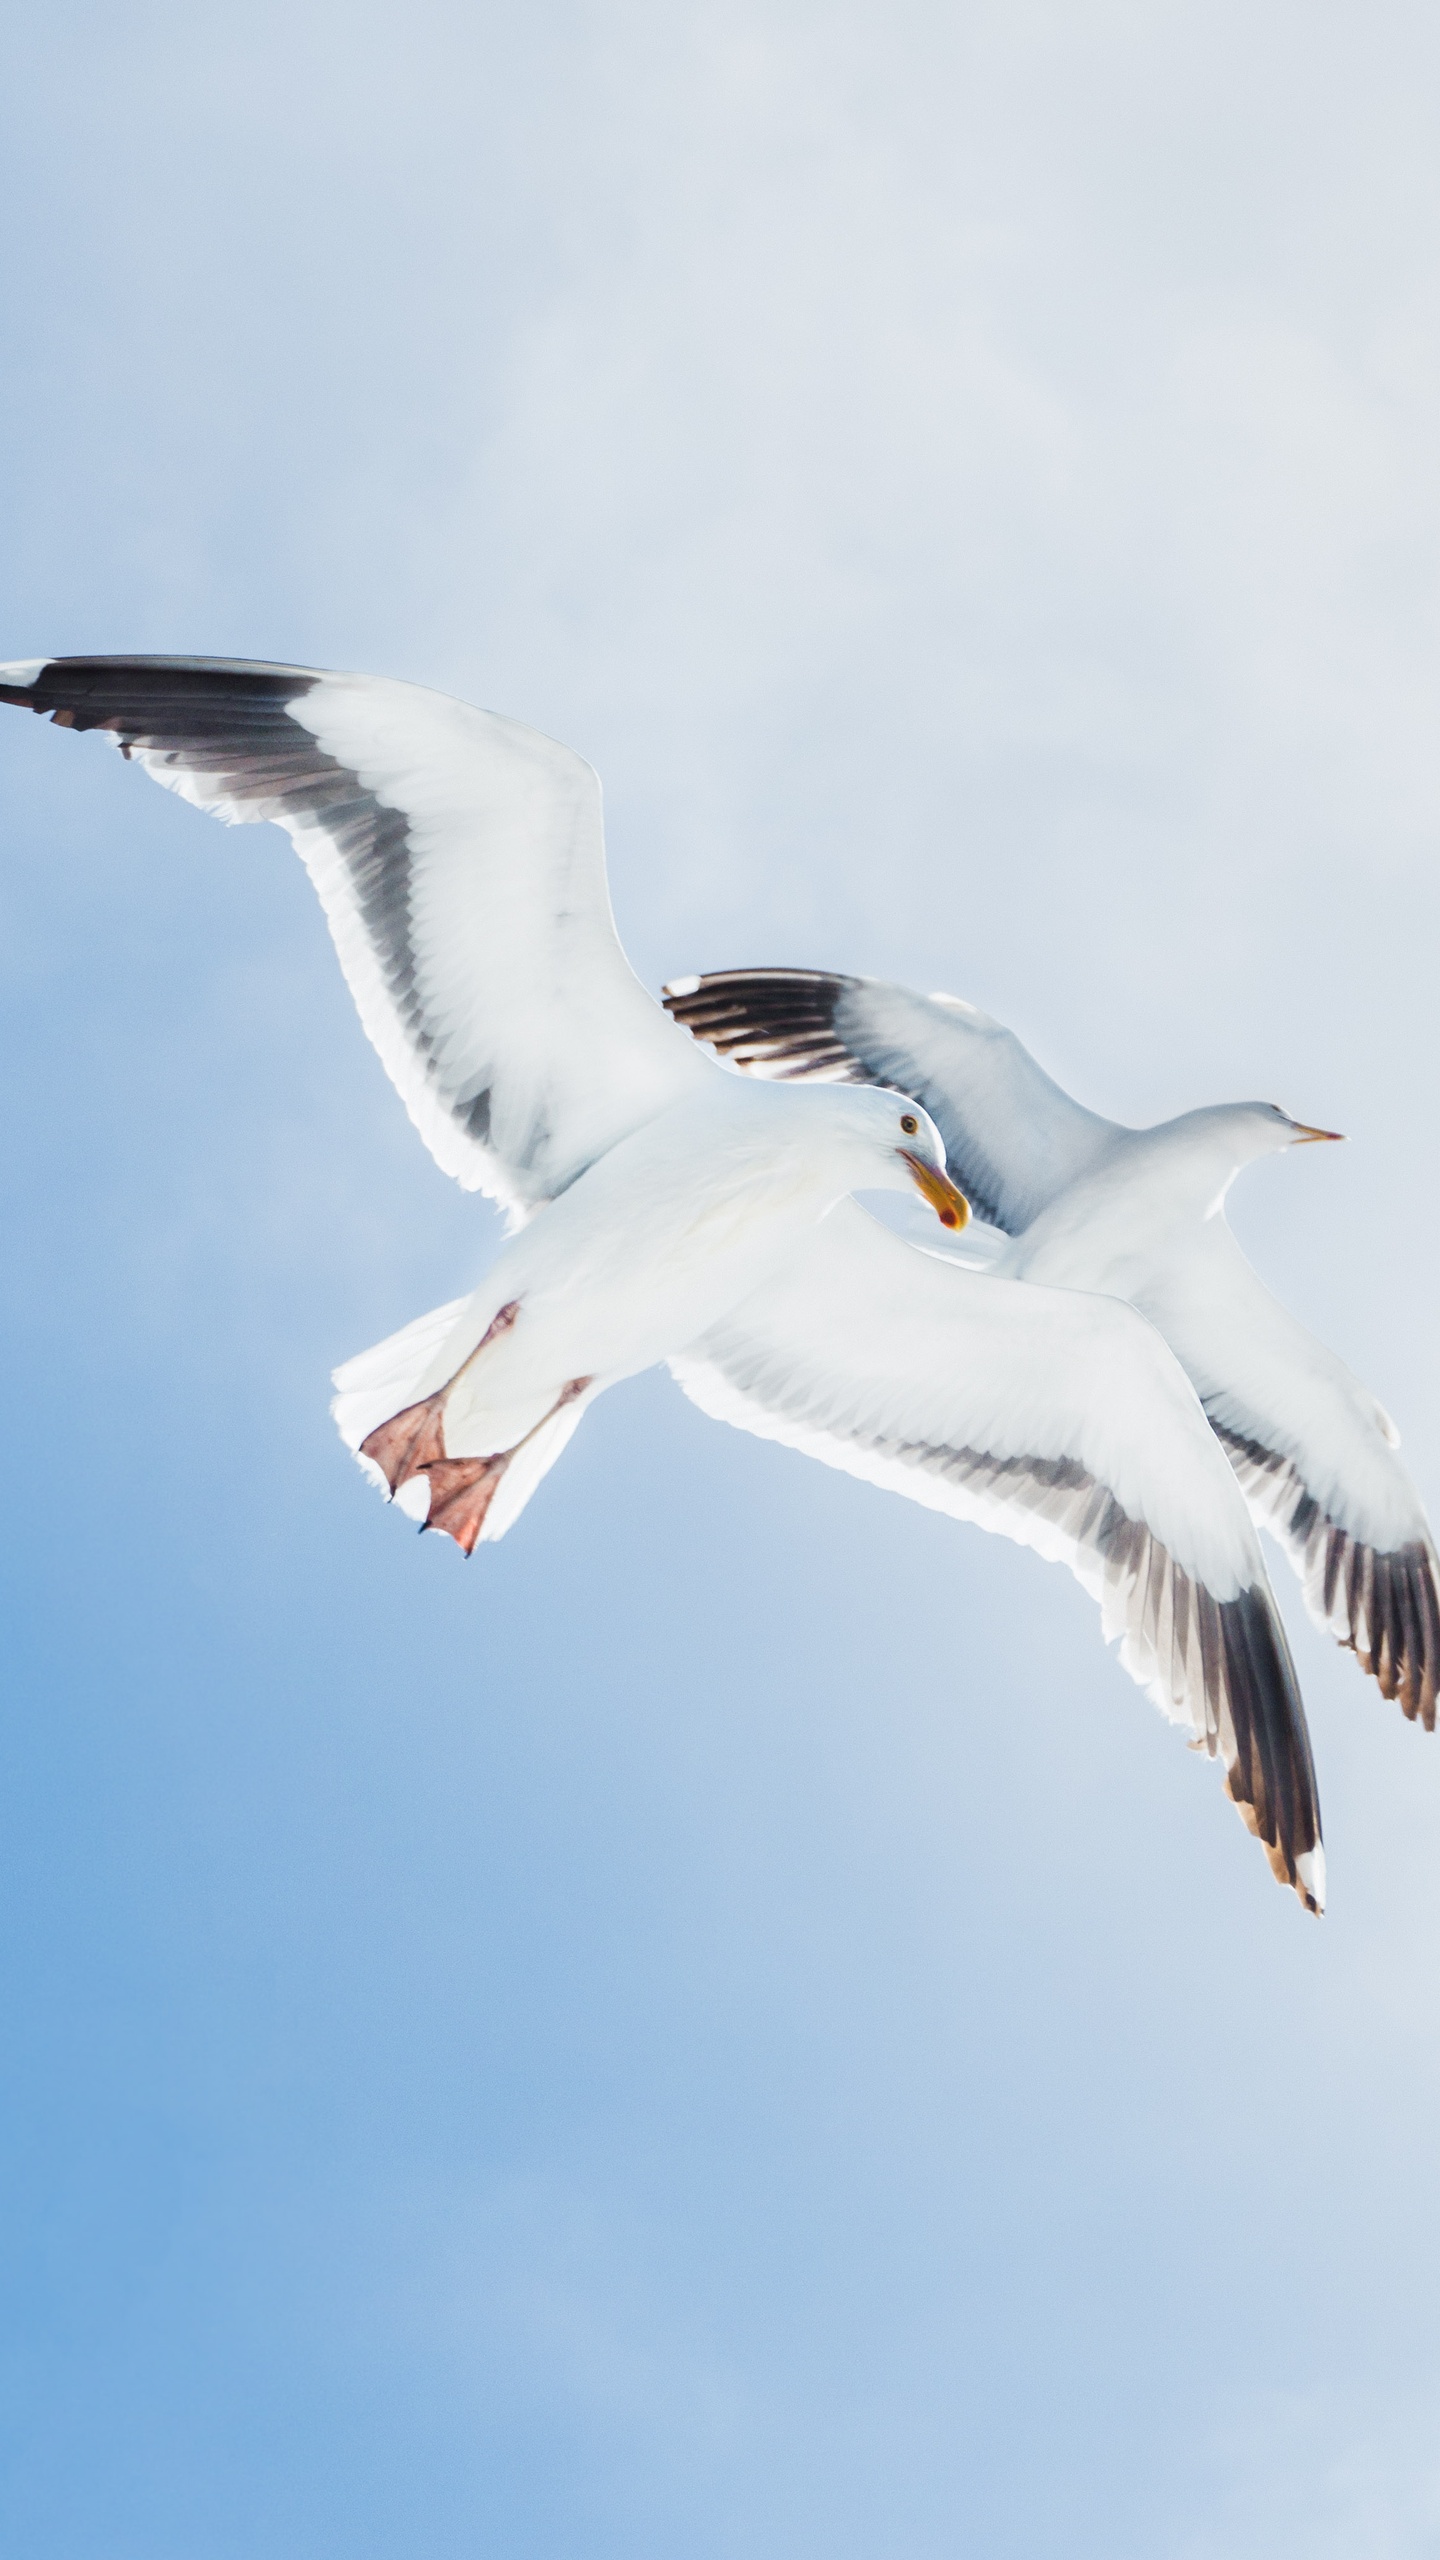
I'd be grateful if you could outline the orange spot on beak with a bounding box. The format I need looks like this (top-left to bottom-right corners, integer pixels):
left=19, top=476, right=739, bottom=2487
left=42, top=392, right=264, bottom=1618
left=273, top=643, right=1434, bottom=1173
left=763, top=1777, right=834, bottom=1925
left=899, top=1147, right=971, bottom=1231
left=1292, top=1123, right=1345, bottom=1144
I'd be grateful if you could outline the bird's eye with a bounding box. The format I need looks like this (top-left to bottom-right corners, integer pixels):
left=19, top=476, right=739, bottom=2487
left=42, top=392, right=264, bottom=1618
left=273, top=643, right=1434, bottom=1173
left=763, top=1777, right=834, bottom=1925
left=900, top=1113, right=919, bottom=1136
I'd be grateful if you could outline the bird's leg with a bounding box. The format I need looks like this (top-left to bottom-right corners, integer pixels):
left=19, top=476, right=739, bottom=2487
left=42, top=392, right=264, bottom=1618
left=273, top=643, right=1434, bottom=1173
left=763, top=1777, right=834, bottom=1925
left=418, top=1375, right=595, bottom=1557
left=359, top=1300, right=521, bottom=1494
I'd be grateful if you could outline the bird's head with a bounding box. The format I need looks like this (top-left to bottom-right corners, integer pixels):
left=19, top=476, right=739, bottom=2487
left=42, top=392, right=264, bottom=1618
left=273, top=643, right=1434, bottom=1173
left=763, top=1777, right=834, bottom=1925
left=819, top=1086, right=971, bottom=1230
left=1227, top=1100, right=1347, bottom=1162
left=1153, top=1099, right=1345, bottom=1216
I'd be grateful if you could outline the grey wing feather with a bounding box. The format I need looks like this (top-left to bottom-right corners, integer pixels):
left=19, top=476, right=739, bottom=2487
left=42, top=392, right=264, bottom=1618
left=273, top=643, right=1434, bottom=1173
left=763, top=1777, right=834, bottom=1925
left=1147, top=1237, right=1440, bottom=1733
left=1215, top=1424, right=1440, bottom=1729
left=663, top=967, right=1116, bottom=1233
left=2, top=655, right=708, bottom=1215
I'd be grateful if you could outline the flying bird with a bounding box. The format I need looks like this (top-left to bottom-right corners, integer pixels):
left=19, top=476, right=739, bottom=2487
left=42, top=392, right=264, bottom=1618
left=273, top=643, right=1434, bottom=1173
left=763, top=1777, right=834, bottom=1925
left=664, top=965, right=1440, bottom=1732
left=0, top=657, right=1322, bottom=1907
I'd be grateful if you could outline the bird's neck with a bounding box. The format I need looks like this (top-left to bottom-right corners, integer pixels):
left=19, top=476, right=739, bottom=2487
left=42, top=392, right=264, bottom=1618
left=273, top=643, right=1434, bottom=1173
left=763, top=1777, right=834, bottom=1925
left=1002, top=1120, right=1249, bottom=1295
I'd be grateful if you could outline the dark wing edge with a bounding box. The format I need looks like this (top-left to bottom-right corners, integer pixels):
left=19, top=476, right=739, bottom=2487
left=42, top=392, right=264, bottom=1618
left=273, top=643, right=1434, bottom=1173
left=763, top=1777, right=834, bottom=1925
left=0, top=655, right=553, bottom=1208
left=0, top=653, right=322, bottom=731
left=673, top=1354, right=1325, bottom=1912
left=662, top=967, right=867, bottom=1083
left=928, top=1439, right=1323, bottom=1912
left=663, top=967, right=1015, bottom=1231
left=1216, top=1423, right=1440, bottom=1730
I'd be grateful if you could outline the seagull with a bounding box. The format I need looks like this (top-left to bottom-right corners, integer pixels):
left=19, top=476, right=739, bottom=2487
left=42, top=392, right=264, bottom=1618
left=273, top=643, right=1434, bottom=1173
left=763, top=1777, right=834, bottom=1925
left=0, top=656, right=1322, bottom=1908
left=664, top=965, right=1440, bottom=1732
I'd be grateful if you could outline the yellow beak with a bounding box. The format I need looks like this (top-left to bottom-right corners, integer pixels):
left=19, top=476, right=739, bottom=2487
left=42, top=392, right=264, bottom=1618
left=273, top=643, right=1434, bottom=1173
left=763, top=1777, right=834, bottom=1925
left=899, top=1148, right=971, bottom=1231
left=1292, top=1123, right=1345, bottom=1144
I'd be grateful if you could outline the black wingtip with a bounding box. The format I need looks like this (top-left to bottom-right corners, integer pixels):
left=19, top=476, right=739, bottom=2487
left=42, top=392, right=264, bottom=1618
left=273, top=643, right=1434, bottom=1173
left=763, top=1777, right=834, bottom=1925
left=662, top=966, right=863, bottom=1079
left=0, top=660, right=49, bottom=710
left=1351, top=1540, right=1440, bottom=1731
left=1218, top=1584, right=1325, bottom=1912
left=0, top=655, right=321, bottom=737
left=1212, top=1424, right=1440, bottom=1736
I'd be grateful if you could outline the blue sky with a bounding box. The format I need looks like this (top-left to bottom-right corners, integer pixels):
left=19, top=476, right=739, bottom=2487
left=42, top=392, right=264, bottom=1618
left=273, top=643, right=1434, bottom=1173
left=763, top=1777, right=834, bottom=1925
left=2, top=6, right=1439, bottom=2553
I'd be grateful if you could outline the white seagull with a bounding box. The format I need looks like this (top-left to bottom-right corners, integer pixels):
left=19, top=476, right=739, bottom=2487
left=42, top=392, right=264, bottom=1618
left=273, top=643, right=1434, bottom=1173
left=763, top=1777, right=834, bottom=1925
left=665, top=965, right=1440, bottom=1732
left=0, top=657, right=1322, bottom=1907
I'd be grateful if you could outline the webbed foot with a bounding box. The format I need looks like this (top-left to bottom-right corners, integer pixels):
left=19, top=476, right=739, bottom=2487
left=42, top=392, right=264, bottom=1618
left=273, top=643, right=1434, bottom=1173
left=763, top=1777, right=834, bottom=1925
left=360, top=1390, right=449, bottom=1493
left=358, top=1300, right=522, bottom=1495
left=418, top=1454, right=510, bottom=1555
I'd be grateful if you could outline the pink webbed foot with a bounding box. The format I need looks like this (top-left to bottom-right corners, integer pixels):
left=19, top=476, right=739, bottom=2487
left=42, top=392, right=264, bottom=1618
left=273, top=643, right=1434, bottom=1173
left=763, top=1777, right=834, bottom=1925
left=360, top=1390, right=450, bottom=1493
left=358, top=1300, right=521, bottom=1496
left=418, top=1454, right=511, bottom=1555
left=417, top=1377, right=593, bottom=1555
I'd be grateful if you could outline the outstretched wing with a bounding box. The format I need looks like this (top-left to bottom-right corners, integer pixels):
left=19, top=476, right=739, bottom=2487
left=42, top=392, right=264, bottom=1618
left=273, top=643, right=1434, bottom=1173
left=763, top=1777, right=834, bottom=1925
left=1156, top=1250, right=1440, bottom=1729
left=1, top=654, right=710, bottom=1217
left=664, top=966, right=1116, bottom=1233
left=671, top=1201, right=1323, bottom=1911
